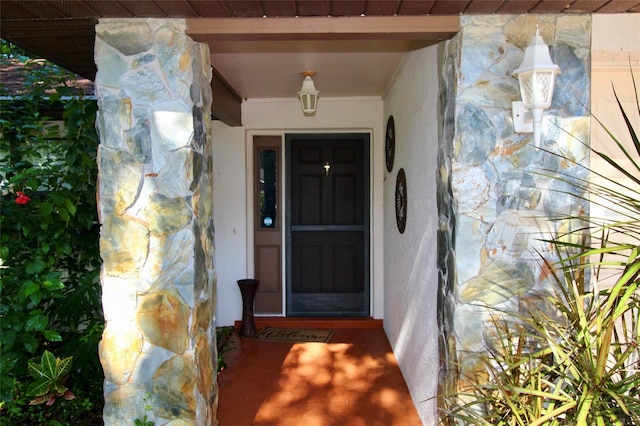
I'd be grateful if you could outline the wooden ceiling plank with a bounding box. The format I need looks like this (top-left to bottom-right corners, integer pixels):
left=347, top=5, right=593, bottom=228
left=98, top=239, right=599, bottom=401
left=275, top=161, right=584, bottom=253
left=530, top=0, right=575, bottom=13
left=2, top=0, right=68, bottom=19
left=295, top=0, right=332, bottom=16
left=186, top=1, right=231, bottom=17
left=3, top=35, right=95, bottom=50
left=77, top=0, right=101, bottom=17
left=41, top=0, right=99, bottom=18
left=223, top=1, right=264, bottom=17
left=596, top=0, right=640, bottom=12
left=396, top=0, right=436, bottom=15
left=4, top=35, right=94, bottom=50
left=363, top=1, right=401, bottom=15
left=430, top=0, right=472, bottom=14
left=330, top=0, right=367, bottom=16
left=0, top=19, right=97, bottom=32
left=3, top=0, right=639, bottom=20
left=260, top=1, right=297, bottom=17
left=152, top=1, right=200, bottom=17
left=464, top=0, right=507, bottom=13
left=114, top=1, right=167, bottom=17
left=0, top=1, right=39, bottom=20
left=2, top=32, right=95, bottom=43
left=566, top=0, right=609, bottom=12
left=496, top=0, right=540, bottom=13
left=80, top=1, right=134, bottom=17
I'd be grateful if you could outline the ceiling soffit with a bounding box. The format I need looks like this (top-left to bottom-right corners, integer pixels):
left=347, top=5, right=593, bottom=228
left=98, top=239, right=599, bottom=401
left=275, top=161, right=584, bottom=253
left=2, top=1, right=638, bottom=125
left=187, top=16, right=458, bottom=100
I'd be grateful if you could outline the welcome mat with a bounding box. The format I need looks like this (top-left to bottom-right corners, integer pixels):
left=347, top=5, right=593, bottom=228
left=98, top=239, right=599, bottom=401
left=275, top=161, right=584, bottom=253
left=254, top=326, right=334, bottom=343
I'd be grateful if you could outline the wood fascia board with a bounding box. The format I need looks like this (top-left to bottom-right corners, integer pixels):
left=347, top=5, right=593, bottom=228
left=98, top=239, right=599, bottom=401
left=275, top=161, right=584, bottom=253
left=186, top=16, right=460, bottom=41
left=211, top=68, right=242, bottom=127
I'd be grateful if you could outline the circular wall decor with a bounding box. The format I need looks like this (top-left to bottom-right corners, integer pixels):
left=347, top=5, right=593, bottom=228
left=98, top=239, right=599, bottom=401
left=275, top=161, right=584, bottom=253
left=385, top=115, right=395, bottom=172
left=395, top=168, right=407, bottom=234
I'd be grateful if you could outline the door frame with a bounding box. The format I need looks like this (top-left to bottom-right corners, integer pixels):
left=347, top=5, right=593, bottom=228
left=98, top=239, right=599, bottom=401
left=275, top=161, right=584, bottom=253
left=285, top=133, right=371, bottom=316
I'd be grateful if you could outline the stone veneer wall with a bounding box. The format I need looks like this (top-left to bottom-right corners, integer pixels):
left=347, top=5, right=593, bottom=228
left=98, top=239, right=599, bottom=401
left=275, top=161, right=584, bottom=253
left=437, top=14, right=591, bottom=410
left=95, top=19, right=217, bottom=425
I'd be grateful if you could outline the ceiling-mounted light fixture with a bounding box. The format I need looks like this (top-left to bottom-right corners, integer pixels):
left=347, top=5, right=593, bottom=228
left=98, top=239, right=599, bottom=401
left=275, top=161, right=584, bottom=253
left=512, top=25, right=561, bottom=148
left=298, top=71, right=319, bottom=115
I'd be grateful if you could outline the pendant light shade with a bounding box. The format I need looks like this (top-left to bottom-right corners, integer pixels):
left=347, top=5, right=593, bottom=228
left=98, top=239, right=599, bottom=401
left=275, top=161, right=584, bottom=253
left=298, top=71, right=319, bottom=115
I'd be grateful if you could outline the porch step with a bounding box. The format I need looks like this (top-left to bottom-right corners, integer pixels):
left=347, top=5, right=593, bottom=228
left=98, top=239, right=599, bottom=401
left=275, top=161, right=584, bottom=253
left=233, top=317, right=383, bottom=330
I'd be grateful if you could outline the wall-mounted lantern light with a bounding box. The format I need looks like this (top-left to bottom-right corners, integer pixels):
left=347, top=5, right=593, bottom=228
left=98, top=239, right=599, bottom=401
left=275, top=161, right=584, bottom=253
left=298, top=71, right=319, bottom=115
left=512, top=26, right=561, bottom=147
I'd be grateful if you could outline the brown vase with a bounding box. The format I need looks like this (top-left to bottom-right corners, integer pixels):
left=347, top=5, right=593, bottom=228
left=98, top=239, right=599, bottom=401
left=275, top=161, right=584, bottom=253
left=237, top=279, right=260, bottom=337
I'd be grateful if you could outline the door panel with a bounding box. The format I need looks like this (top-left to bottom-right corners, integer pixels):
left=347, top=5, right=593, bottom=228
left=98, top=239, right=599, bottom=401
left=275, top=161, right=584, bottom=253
left=256, top=245, right=281, bottom=292
left=297, top=174, right=323, bottom=224
left=286, top=134, right=369, bottom=316
left=333, top=175, right=358, bottom=224
left=253, top=136, right=282, bottom=314
left=292, top=231, right=364, bottom=293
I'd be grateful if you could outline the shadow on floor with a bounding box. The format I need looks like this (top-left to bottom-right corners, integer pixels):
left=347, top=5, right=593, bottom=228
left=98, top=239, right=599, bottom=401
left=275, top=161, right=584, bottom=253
left=216, top=321, right=422, bottom=426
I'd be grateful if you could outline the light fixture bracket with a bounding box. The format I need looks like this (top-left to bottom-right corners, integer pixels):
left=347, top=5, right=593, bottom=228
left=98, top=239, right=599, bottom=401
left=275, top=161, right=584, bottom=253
left=512, top=101, right=533, bottom=133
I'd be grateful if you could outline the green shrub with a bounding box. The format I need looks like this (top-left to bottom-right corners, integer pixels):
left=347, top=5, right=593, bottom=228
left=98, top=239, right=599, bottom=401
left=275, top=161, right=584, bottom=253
left=444, top=72, right=640, bottom=425
left=0, top=40, right=103, bottom=423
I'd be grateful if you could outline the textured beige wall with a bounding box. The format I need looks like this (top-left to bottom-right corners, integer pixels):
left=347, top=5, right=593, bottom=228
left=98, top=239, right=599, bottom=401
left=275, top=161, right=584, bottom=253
left=382, top=44, right=441, bottom=425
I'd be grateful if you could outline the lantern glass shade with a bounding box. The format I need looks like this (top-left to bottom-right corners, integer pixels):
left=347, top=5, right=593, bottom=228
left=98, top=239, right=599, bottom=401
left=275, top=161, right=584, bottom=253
left=512, top=26, right=561, bottom=147
left=516, top=69, right=557, bottom=110
left=298, top=75, right=319, bottom=114
left=513, top=27, right=560, bottom=111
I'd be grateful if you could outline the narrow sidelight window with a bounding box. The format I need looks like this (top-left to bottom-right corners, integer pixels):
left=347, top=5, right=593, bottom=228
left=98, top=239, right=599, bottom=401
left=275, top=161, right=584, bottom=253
left=259, top=148, right=277, bottom=228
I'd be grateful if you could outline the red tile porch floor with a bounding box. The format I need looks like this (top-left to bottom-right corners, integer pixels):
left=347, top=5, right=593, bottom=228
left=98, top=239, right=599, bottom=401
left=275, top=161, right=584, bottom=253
left=217, top=318, right=422, bottom=426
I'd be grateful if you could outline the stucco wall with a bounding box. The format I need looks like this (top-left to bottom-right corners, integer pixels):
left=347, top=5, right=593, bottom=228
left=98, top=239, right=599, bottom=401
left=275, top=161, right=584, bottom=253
left=211, top=122, right=246, bottom=327
left=590, top=14, right=640, bottom=289
left=382, top=44, right=441, bottom=425
left=592, top=14, right=640, bottom=56
left=213, top=97, right=385, bottom=326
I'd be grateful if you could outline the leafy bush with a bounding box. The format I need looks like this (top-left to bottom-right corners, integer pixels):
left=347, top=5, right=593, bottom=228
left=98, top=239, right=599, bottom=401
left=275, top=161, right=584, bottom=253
left=0, top=40, right=103, bottom=423
left=445, top=72, right=640, bottom=424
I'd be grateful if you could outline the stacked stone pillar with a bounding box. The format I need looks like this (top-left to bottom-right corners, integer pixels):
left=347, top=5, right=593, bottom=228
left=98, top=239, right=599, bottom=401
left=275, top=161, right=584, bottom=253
left=95, top=18, right=217, bottom=425
left=436, top=15, right=591, bottom=412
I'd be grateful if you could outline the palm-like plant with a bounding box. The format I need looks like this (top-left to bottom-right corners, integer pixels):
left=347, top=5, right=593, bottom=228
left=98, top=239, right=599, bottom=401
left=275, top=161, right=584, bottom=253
left=446, top=71, right=640, bottom=425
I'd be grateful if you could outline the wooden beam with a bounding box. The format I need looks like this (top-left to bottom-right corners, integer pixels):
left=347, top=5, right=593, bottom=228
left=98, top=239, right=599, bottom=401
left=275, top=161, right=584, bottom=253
left=186, top=16, right=460, bottom=41
left=211, top=68, right=242, bottom=127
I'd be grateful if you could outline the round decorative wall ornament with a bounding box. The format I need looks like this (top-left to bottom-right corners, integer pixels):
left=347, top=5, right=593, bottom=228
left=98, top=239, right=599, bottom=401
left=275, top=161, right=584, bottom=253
left=385, top=115, right=395, bottom=172
left=395, top=168, right=407, bottom=234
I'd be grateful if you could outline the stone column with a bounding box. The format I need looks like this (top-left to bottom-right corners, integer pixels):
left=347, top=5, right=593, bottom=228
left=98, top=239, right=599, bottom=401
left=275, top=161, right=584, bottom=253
left=95, top=18, right=217, bottom=425
left=436, top=14, right=591, bottom=414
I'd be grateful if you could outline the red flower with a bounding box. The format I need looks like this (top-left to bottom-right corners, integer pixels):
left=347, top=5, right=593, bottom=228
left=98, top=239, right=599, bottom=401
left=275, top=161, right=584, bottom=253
left=15, top=191, right=31, bottom=205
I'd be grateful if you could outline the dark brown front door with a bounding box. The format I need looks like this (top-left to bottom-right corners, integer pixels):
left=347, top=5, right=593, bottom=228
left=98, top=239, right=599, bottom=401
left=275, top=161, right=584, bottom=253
left=286, top=134, right=370, bottom=316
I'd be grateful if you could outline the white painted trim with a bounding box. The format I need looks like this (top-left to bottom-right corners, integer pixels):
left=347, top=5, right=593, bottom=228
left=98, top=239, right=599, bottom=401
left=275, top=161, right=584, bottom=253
left=591, top=50, right=640, bottom=69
